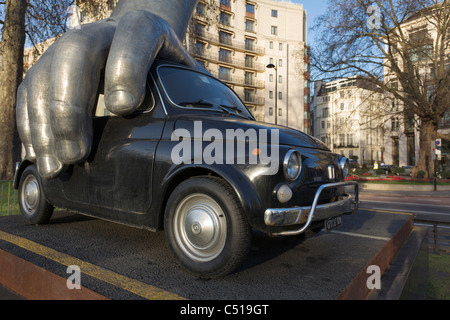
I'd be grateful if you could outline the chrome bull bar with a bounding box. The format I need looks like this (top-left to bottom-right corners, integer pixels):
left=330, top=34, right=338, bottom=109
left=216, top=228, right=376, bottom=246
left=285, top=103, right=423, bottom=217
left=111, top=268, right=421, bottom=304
left=264, top=181, right=359, bottom=236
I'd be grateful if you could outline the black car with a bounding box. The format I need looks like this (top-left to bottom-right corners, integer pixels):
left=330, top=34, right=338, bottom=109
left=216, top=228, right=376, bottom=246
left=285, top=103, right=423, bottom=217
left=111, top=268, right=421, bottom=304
left=14, top=60, right=358, bottom=278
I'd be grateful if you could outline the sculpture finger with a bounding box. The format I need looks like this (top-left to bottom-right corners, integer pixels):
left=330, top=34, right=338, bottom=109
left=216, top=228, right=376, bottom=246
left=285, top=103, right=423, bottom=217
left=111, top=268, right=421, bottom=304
left=49, top=22, right=116, bottom=165
left=25, top=46, right=65, bottom=178
left=16, top=81, right=35, bottom=161
left=104, top=10, right=196, bottom=116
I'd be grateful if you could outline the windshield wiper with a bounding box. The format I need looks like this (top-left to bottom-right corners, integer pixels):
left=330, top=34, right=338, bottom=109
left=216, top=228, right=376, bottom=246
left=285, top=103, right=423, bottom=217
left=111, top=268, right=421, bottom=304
left=178, top=99, right=214, bottom=108
left=178, top=100, right=252, bottom=120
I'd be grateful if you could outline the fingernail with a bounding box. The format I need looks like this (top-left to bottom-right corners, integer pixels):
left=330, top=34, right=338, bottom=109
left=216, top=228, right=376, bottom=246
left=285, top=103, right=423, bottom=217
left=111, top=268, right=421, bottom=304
left=56, top=140, right=83, bottom=164
left=107, top=90, right=135, bottom=115
left=37, top=155, right=64, bottom=179
left=25, top=145, right=36, bottom=161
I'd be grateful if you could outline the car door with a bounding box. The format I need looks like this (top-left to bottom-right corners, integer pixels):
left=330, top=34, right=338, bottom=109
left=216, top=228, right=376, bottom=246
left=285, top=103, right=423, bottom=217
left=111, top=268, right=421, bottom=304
left=62, top=80, right=166, bottom=216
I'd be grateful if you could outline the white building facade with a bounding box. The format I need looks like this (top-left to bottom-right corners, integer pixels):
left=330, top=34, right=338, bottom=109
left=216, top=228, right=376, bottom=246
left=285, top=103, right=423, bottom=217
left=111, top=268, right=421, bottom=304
left=312, top=77, right=385, bottom=164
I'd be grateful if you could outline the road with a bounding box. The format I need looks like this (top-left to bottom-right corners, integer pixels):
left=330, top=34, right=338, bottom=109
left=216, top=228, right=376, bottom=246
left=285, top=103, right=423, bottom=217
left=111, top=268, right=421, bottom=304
left=358, top=191, right=450, bottom=223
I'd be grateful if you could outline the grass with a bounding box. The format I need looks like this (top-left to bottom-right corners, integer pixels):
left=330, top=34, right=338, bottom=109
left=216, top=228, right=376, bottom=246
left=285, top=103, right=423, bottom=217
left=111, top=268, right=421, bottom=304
left=0, top=181, right=20, bottom=216
left=426, top=252, right=450, bottom=300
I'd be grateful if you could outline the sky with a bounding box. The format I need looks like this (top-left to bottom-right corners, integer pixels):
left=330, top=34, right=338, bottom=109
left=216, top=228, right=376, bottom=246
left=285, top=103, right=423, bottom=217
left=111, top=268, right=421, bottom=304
left=274, top=0, right=329, bottom=47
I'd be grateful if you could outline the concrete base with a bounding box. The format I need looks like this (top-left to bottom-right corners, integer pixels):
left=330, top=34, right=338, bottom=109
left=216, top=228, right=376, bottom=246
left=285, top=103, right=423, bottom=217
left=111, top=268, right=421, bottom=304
left=0, top=208, right=421, bottom=300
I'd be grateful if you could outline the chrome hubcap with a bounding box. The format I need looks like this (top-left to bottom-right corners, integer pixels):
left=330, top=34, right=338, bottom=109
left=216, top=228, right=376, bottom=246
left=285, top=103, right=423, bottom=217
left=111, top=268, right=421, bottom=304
left=174, top=194, right=227, bottom=262
left=21, top=175, right=39, bottom=216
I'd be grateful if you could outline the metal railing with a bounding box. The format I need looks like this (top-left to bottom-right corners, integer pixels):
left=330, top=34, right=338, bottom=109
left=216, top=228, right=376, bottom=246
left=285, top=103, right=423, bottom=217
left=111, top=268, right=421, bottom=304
left=0, top=180, right=19, bottom=216
left=415, top=219, right=450, bottom=254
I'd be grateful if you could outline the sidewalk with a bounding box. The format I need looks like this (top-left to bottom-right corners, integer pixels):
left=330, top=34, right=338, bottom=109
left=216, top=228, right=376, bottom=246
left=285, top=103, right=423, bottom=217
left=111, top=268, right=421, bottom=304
left=359, top=188, right=450, bottom=198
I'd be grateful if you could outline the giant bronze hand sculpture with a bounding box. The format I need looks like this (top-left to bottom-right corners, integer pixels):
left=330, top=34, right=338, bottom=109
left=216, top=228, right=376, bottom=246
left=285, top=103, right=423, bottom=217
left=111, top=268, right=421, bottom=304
left=17, top=0, right=199, bottom=178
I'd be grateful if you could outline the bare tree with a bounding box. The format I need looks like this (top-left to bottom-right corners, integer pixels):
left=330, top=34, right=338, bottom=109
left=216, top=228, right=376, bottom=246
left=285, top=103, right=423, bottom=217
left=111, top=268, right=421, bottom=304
left=312, top=0, right=449, bottom=178
left=0, top=0, right=27, bottom=180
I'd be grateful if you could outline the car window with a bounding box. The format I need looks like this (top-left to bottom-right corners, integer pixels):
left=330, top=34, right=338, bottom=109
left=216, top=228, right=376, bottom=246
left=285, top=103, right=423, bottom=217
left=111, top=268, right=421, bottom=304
left=94, top=83, right=155, bottom=117
left=157, top=66, right=253, bottom=119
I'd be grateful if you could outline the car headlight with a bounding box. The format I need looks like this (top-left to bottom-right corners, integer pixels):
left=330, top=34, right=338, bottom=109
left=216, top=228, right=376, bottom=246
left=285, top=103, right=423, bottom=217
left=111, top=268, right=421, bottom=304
left=339, top=157, right=349, bottom=179
left=283, top=150, right=302, bottom=181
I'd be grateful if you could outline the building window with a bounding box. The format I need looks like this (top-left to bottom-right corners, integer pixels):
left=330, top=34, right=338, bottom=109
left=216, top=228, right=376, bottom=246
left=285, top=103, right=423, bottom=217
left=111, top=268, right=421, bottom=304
left=246, top=3, right=255, bottom=18
left=245, top=19, right=255, bottom=32
left=218, top=66, right=231, bottom=81
left=278, top=75, right=282, bottom=83
left=269, top=91, right=273, bottom=99
left=278, top=108, right=282, bottom=116
left=196, top=2, right=206, bottom=16
left=245, top=38, right=255, bottom=51
left=339, top=134, right=345, bottom=147
left=219, top=31, right=233, bottom=46
left=245, top=54, right=254, bottom=68
left=220, top=0, right=231, bottom=7
left=193, top=41, right=206, bottom=56
left=322, top=107, right=329, bottom=118
left=271, top=10, right=278, bottom=18
left=269, top=41, right=273, bottom=49
left=271, top=26, right=278, bottom=35
left=194, top=23, right=206, bottom=37
left=245, top=72, right=255, bottom=85
left=219, top=48, right=232, bottom=63
left=279, top=43, right=283, bottom=51
left=278, top=92, right=282, bottom=100
left=244, top=88, right=255, bottom=103
left=220, top=12, right=232, bottom=25
left=278, top=59, right=282, bottom=67
left=246, top=3, right=255, bottom=14
left=347, top=134, right=353, bottom=146
left=269, top=74, right=273, bottom=82
left=107, top=0, right=116, bottom=10
left=269, top=107, right=273, bottom=115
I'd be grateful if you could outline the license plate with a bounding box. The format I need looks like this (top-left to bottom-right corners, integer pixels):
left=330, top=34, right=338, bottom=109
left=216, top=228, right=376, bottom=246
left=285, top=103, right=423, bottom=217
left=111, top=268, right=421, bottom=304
left=325, top=215, right=343, bottom=232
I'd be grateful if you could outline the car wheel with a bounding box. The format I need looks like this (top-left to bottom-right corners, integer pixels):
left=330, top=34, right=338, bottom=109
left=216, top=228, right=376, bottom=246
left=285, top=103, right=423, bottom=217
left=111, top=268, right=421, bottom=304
left=18, top=165, right=54, bottom=224
left=164, top=176, right=252, bottom=278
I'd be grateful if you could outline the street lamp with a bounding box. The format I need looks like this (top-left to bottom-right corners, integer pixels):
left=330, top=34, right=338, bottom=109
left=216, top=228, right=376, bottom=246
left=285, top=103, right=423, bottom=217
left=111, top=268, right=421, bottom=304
left=266, top=63, right=277, bottom=125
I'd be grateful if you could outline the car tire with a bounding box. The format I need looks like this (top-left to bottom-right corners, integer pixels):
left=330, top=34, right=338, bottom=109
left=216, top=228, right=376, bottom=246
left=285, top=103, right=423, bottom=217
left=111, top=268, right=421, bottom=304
left=164, top=176, right=252, bottom=278
left=18, top=165, right=54, bottom=224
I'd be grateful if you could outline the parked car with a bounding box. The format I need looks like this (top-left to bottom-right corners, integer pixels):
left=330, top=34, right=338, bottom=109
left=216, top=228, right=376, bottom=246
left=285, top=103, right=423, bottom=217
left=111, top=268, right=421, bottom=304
left=14, top=60, right=358, bottom=278
left=379, top=164, right=392, bottom=174
left=402, top=166, right=414, bottom=176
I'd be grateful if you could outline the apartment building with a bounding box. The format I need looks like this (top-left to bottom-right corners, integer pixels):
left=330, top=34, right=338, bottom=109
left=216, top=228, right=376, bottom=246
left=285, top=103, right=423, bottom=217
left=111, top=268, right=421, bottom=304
left=383, top=4, right=450, bottom=168
left=188, top=0, right=310, bottom=131
left=311, top=77, right=385, bottom=164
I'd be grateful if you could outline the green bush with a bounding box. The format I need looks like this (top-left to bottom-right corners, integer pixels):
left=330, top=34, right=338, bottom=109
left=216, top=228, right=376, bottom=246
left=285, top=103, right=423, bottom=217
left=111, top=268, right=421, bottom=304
left=417, top=170, right=426, bottom=178
left=375, top=168, right=385, bottom=175
left=392, top=167, right=405, bottom=175
left=441, top=170, right=450, bottom=179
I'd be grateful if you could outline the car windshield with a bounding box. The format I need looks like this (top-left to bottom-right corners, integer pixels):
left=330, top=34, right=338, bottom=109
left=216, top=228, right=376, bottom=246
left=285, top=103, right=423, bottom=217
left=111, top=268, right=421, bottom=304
left=158, top=66, right=253, bottom=119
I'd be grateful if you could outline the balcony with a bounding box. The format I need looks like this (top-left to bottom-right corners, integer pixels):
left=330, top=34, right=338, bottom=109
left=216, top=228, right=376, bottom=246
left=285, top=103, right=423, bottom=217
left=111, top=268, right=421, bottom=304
left=209, top=70, right=265, bottom=89
left=243, top=96, right=265, bottom=106
left=190, top=30, right=265, bottom=55
left=189, top=48, right=265, bottom=72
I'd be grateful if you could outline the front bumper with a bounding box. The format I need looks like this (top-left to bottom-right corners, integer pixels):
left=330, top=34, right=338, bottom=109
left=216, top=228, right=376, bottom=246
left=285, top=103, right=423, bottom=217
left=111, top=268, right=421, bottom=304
left=264, top=181, right=359, bottom=236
